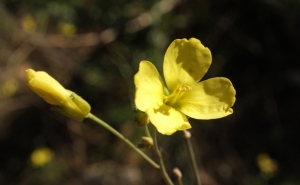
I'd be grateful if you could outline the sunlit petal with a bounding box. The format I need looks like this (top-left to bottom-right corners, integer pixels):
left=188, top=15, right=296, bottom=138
left=134, top=61, right=165, bottom=112
left=26, top=69, right=90, bottom=121
left=164, top=38, right=212, bottom=92
left=176, top=77, right=236, bottom=119
left=26, top=69, right=70, bottom=105
left=146, top=102, right=191, bottom=135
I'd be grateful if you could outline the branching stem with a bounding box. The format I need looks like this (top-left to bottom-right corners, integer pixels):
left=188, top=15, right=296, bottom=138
left=87, top=113, right=160, bottom=169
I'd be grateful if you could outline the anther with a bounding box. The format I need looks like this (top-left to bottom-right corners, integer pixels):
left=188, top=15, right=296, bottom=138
left=177, top=85, right=192, bottom=92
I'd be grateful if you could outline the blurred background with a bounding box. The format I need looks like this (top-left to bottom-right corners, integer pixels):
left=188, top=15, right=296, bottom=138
left=0, top=0, right=300, bottom=184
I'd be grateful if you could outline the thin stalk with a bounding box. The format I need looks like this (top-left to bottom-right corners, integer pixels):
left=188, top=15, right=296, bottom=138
left=87, top=113, right=160, bottom=169
left=153, top=129, right=174, bottom=185
left=177, top=178, right=183, bottom=185
left=183, top=130, right=202, bottom=185
left=144, top=124, right=152, bottom=138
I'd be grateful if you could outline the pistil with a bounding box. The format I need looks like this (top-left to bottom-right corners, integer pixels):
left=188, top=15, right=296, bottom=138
left=164, top=85, right=192, bottom=107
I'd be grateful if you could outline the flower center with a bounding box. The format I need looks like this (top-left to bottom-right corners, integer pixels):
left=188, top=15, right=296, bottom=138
left=164, top=85, right=192, bottom=107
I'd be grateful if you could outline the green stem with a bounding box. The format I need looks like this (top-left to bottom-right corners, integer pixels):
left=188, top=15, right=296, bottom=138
left=87, top=113, right=160, bottom=169
left=153, top=129, right=174, bottom=185
left=183, top=131, right=202, bottom=185
left=177, top=178, right=183, bottom=185
left=144, top=124, right=152, bottom=138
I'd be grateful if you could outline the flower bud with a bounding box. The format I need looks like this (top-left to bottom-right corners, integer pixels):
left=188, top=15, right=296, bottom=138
left=137, top=136, right=153, bottom=148
left=173, top=167, right=182, bottom=179
left=182, top=130, right=191, bottom=139
left=26, top=69, right=90, bottom=121
left=141, top=137, right=153, bottom=146
left=133, top=109, right=149, bottom=127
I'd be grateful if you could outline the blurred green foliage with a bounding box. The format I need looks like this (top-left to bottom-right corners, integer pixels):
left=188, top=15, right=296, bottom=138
left=0, top=0, right=300, bottom=184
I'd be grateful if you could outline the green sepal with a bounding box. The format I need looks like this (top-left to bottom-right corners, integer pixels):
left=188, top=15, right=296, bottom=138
left=68, top=90, right=91, bottom=117
left=134, top=109, right=149, bottom=127
left=51, top=90, right=91, bottom=121
left=51, top=104, right=84, bottom=121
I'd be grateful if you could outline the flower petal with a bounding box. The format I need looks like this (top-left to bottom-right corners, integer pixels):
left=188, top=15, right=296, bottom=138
left=26, top=69, right=70, bottom=105
left=163, top=38, right=212, bottom=92
left=176, top=77, right=236, bottom=119
left=134, top=61, right=165, bottom=112
left=146, top=102, right=191, bottom=135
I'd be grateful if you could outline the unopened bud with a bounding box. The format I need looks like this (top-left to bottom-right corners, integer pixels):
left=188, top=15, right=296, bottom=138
left=173, top=167, right=182, bottom=179
left=137, top=137, right=153, bottom=148
left=134, top=109, right=149, bottom=127
left=26, top=69, right=91, bottom=121
left=182, top=130, right=191, bottom=139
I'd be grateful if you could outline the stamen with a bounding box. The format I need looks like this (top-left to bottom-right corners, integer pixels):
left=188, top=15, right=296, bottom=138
left=177, top=85, right=192, bottom=92
left=164, top=85, right=192, bottom=106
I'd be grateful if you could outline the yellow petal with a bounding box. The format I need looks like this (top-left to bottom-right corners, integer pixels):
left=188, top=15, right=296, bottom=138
left=146, top=102, right=191, bottom=135
left=176, top=77, right=236, bottom=119
left=163, top=38, right=212, bottom=92
left=26, top=69, right=70, bottom=105
left=27, top=69, right=90, bottom=121
left=134, top=61, right=165, bottom=111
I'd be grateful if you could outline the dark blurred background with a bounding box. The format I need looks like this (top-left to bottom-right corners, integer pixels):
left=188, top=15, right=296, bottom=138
left=0, top=0, right=300, bottom=184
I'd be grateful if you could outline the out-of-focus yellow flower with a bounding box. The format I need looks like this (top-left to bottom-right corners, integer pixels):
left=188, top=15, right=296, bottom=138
left=30, top=147, right=53, bottom=167
left=1, top=78, right=19, bottom=97
left=21, top=14, right=36, bottom=33
left=257, top=153, right=278, bottom=178
left=26, top=69, right=91, bottom=121
left=57, top=22, right=77, bottom=37
left=134, top=38, right=236, bottom=135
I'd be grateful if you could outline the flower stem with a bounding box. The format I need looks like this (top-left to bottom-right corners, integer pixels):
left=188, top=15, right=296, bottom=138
left=182, top=130, right=202, bottom=185
left=144, top=124, right=152, bottom=138
left=87, top=113, right=160, bottom=169
left=153, top=129, right=174, bottom=185
left=176, top=177, right=184, bottom=185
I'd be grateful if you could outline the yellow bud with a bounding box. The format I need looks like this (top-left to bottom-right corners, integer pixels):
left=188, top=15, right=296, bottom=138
left=26, top=69, right=70, bottom=105
left=173, top=167, right=182, bottom=179
left=133, top=109, right=149, bottom=127
left=26, top=69, right=90, bottom=121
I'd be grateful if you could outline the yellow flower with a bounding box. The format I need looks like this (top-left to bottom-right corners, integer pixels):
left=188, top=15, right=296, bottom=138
left=134, top=38, right=236, bottom=135
left=30, top=147, right=53, bottom=167
left=26, top=69, right=91, bottom=121
left=21, top=14, right=36, bottom=33
left=57, top=21, right=77, bottom=37
left=256, top=153, right=278, bottom=177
